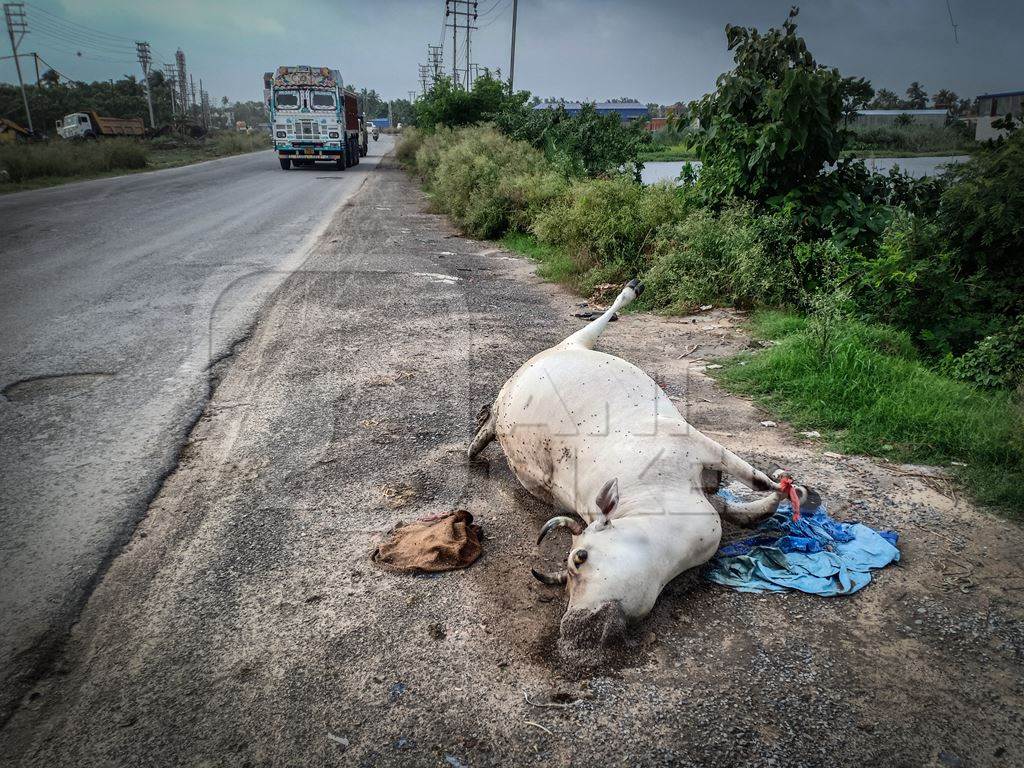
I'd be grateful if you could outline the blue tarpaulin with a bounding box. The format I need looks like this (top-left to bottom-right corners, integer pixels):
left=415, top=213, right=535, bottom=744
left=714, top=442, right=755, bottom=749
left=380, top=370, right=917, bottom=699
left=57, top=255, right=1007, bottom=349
left=706, top=490, right=900, bottom=596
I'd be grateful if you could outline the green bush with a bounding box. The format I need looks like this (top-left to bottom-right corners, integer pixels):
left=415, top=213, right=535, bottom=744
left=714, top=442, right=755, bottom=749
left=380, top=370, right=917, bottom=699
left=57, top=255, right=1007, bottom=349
left=414, top=74, right=530, bottom=132
left=531, top=176, right=683, bottom=288
left=494, top=102, right=649, bottom=179
left=416, top=126, right=552, bottom=239
left=641, top=202, right=812, bottom=311
left=395, top=127, right=424, bottom=166
left=945, top=318, right=1024, bottom=392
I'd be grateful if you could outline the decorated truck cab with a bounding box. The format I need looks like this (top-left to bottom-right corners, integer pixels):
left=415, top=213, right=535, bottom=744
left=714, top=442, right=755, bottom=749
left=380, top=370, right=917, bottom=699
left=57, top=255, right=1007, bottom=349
left=264, top=66, right=365, bottom=170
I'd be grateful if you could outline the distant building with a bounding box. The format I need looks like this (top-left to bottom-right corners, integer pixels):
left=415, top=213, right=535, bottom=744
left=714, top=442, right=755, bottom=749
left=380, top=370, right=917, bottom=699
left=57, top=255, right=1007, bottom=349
left=975, top=89, right=1023, bottom=141
left=646, top=117, right=669, bottom=132
left=854, top=109, right=948, bottom=127
left=533, top=101, right=649, bottom=124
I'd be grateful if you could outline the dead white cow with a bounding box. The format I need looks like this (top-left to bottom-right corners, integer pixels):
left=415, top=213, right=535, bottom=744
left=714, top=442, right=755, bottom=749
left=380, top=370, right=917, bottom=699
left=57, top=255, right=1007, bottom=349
left=469, top=280, right=813, bottom=645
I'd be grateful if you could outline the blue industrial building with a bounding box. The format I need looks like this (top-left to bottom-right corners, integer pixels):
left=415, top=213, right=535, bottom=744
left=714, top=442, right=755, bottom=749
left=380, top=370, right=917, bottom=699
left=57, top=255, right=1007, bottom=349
left=533, top=101, right=648, bottom=123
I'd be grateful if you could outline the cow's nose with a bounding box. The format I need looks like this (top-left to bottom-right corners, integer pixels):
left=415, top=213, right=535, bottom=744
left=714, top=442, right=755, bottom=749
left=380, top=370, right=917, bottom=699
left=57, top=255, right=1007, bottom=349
left=558, top=601, right=627, bottom=650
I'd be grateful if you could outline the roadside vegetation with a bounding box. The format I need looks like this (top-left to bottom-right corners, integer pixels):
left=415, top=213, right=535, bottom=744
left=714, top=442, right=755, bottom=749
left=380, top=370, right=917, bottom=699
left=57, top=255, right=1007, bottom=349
left=0, top=132, right=269, bottom=191
left=400, top=9, right=1023, bottom=513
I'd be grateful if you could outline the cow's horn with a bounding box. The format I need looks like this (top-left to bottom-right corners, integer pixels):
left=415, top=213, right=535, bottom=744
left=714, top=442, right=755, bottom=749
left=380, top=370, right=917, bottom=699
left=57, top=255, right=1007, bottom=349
left=531, top=567, right=568, bottom=586
left=537, top=516, right=583, bottom=545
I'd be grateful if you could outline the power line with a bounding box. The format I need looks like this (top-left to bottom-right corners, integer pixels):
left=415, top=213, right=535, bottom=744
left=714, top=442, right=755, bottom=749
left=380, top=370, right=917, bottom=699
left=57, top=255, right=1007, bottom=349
left=24, top=2, right=136, bottom=44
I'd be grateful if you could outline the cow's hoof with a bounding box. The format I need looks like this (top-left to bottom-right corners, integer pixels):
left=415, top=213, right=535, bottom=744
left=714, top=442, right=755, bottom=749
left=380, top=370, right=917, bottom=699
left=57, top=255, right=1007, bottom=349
left=627, top=278, right=645, bottom=297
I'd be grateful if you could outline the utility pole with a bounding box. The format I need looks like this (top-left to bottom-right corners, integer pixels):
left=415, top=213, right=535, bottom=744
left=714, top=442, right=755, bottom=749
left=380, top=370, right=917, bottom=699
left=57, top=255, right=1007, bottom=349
left=427, top=44, right=443, bottom=86
left=176, top=49, right=189, bottom=125
left=3, top=2, right=31, bottom=132
left=189, top=74, right=197, bottom=122
left=199, top=79, right=209, bottom=131
left=163, top=63, right=177, bottom=117
left=418, top=63, right=430, bottom=95
left=465, top=1, right=476, bottom=88
left=388, top=100, right=393, bottom=128
left=509, top=0, right=518, bottom=92
left=135, top=41, right=156, bottom=129
left=445, top=0, right=477, bottom=89
left=446, top=0, right=458, bottom=87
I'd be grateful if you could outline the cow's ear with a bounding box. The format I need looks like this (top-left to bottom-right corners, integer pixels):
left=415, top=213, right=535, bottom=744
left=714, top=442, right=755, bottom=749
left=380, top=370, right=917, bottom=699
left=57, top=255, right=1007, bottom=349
left=595, top=478, right=619, bottom=519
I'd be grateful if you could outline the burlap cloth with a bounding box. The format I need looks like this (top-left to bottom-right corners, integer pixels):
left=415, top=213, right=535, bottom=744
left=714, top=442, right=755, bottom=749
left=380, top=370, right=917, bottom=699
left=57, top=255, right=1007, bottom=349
left=372, top=510, right=483, bottom=573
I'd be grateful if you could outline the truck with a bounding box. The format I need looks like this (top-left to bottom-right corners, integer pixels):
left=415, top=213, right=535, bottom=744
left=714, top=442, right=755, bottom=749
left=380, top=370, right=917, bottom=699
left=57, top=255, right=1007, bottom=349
left=56, top=112, right=145, bottom=140
left=264, top=66, right=366, bottom=171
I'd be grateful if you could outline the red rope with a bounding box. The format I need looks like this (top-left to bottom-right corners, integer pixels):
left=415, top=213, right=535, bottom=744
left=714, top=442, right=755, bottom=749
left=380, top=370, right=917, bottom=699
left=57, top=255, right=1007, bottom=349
left=777, top=476, right=801, bottom=522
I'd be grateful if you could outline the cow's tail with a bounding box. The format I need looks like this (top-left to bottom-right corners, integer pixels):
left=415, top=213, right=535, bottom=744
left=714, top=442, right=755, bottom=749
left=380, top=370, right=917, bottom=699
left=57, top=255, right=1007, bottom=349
left=560, top=279, right=644, bottom=350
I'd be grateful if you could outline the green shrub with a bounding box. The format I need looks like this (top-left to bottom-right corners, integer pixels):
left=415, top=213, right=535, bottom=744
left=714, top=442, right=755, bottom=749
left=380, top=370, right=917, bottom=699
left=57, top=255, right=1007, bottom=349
left=945, top=318, right=1024, bottom=392
left=395, top=127, right=424, bottom=166
left=718, top=313, right=1024, bottom=512
left=532, top=176, right=683, bottom=289
left=640, top=202, right=812, bottom=311
left=414, top=74, right=530, bottom=132
left=418, top=126, right=552, bottom=238
left=494, top=102, right=649, bottom=179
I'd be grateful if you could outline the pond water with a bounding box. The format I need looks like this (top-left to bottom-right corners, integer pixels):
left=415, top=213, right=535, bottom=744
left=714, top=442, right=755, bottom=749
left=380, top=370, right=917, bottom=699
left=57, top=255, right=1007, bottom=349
left=641, top=155, right=970, bottom=185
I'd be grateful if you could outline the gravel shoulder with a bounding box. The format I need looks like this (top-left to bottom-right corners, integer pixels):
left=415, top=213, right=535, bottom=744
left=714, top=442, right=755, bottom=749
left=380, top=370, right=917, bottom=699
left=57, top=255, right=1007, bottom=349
left=2, top=155, right=1022, bottom=768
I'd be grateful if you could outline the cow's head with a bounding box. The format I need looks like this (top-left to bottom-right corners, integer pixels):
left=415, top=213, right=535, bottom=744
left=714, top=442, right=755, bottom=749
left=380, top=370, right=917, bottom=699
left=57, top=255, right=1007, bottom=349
left=532, top=478, right=672, bottom=648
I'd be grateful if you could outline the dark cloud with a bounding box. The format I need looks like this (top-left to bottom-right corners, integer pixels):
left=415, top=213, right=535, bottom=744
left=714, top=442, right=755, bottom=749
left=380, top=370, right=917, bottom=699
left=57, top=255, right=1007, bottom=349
left=4, top=1, right=1020, bottom=103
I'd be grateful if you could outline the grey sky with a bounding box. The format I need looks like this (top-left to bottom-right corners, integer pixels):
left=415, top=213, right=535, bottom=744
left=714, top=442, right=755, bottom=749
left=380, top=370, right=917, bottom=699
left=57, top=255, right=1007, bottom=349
left=3, top=1, right=1021, bottom=104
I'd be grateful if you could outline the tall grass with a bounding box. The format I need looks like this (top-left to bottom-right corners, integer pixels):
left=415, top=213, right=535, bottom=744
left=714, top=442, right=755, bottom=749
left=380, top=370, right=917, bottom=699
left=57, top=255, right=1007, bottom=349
left=717, top=312, right=1024, bottom=513
left=0, top=132, right=269, bottom=186
left=845, top=123, right=974, bottom=154
left=0, top=138, right=147, bottom=182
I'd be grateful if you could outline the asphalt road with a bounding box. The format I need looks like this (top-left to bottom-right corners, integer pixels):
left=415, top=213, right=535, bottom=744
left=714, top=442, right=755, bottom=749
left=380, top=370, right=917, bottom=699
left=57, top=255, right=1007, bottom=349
left=0, top=137, right=393, bottom=720
left=3, top=155, right=1020, bottom=767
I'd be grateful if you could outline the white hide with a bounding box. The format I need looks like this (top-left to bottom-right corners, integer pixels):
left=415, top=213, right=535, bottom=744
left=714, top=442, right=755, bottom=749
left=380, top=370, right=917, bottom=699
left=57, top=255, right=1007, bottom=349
left=472, top=281, right=793, bottom=623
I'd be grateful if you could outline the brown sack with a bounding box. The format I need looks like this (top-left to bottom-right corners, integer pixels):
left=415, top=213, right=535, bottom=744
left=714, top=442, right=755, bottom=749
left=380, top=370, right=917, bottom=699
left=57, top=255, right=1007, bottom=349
left=372, top=510, right=483, bottom=573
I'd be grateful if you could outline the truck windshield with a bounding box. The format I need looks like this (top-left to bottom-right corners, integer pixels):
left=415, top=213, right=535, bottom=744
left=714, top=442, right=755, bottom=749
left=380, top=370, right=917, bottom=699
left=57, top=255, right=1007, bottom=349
left=274, top=91, right=299, bottom=109
left=63, top=115, right=81, bottom=126
left=311, top=91, right=336, bottom=110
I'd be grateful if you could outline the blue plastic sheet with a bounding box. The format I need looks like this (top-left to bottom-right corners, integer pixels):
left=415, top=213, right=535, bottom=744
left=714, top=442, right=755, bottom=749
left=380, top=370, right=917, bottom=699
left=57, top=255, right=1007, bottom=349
left=706, top=490, right=900, bottom=596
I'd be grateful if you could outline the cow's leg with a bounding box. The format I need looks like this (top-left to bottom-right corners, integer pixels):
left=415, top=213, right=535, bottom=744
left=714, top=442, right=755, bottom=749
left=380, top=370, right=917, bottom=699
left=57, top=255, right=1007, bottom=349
left=695, top=433, right=776, bottom=492
left=695, top=432, right=816, bottom=508
left=468, top=402, right=496, bottom=460
left=559, top=279, right=643, bottom=351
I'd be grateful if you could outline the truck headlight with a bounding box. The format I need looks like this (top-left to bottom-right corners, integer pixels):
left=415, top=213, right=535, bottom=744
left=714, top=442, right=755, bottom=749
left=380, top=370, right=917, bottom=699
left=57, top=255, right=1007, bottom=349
left=275, top=131, right=286, bottom=138
left=329, top=131, right=339, bottom=139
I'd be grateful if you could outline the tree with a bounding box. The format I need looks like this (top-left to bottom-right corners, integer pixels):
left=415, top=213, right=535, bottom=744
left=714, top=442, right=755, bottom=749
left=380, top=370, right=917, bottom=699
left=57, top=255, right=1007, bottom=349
left=905, top=81, right=928, bottom=110
left=932, top=89, right=957, bottom=110
left=414, top=73, right=529, bottom=131
left=688, top=7, right=846, bottom=201
left=869, top=88, right=899, bottom=109
left=841, top=76, right=874, bottom=125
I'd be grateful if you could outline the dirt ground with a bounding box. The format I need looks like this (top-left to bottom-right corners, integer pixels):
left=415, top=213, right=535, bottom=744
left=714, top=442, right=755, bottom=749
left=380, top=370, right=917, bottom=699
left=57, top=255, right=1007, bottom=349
left=3, top=156, right=1022, bottom=768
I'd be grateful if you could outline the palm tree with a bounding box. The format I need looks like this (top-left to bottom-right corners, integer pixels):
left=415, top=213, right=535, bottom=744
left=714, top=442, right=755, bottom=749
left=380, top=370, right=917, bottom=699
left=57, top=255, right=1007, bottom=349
left=905, top=82, right=928, bottom=110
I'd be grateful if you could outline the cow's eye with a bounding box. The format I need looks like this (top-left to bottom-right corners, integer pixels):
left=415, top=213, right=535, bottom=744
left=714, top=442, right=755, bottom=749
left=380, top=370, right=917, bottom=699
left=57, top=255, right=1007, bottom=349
left=572, top=549, right=588, bottom=568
